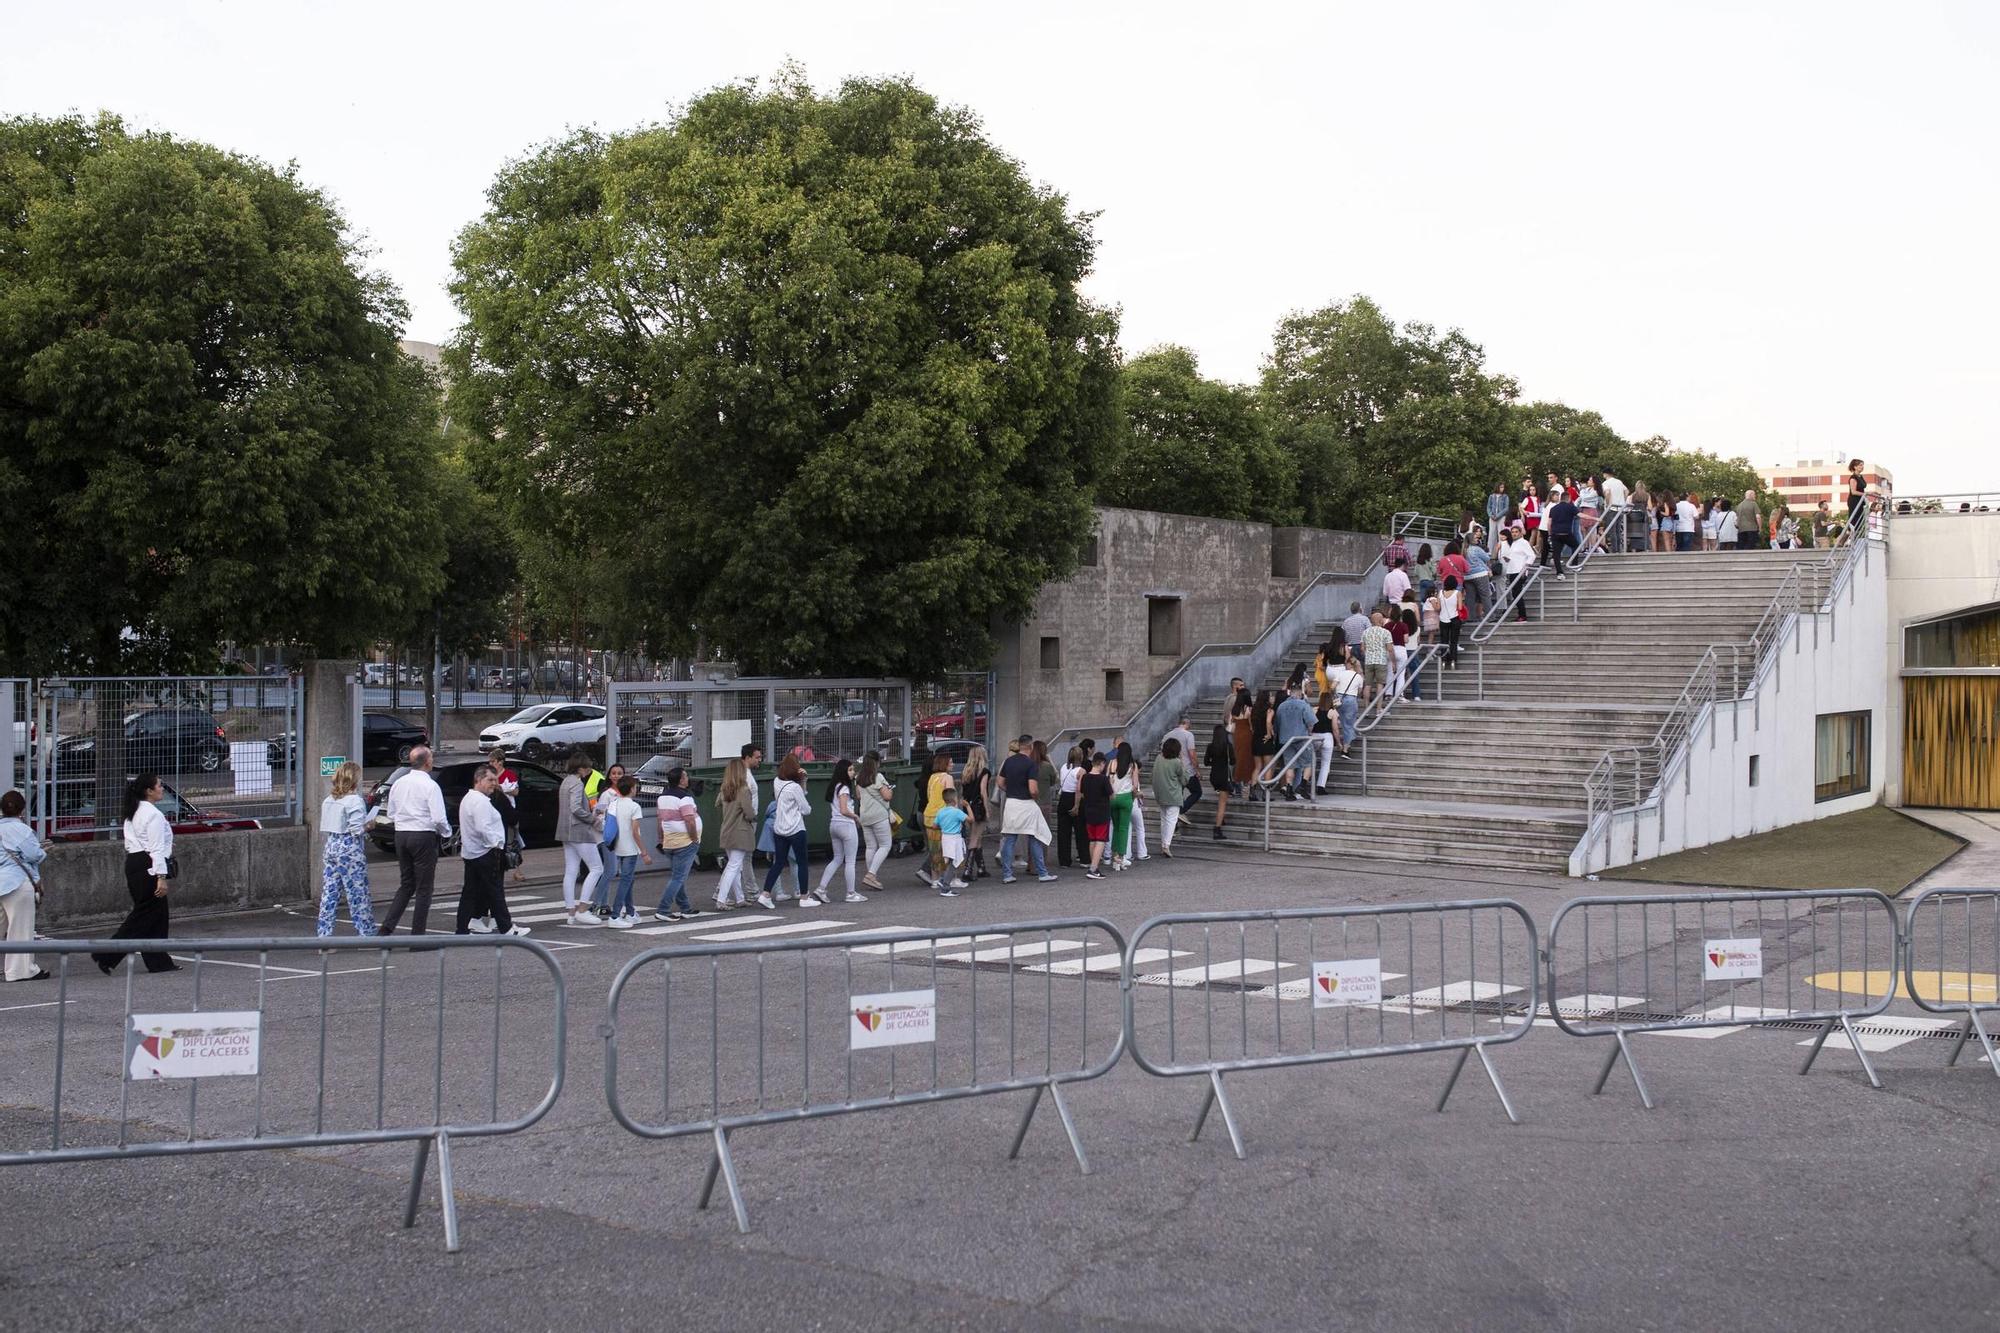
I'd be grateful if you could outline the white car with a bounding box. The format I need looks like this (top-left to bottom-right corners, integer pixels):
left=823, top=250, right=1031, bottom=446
left=477, top=702, right=609, bottom=758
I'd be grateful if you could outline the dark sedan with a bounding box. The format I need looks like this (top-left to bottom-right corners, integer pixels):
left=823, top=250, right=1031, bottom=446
left=55, top=708, right=231, bottom=776
left=365, top=757, right=563, bottom=855
left=268, top=712, right=428, bottom=768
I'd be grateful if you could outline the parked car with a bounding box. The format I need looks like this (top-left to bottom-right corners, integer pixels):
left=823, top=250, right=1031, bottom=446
left=48, top=781, right=261, bottom=841
left=921, top=738, right=981, bottom=781
left=54, top=708, right=231, bottom=776
left=915, top=700, right=986, bottom=740
left=366, top=758, right=563, bottom=855
left=777, top=698, right=892, bottom=755
left=477, top=701, right=609, bottom=759
left=266, top=712, right=428, bottom=769
left=632, top=753, right=705, bottom=803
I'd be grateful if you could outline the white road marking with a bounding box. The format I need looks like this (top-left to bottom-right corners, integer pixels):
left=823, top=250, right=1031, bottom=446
left=626, top=913, right=804, bottom=937
left=1797, top=1015, right=1962, bottom=1054
left=0, top=998, right=74, bottom=1013
left=938, top=940, right=1087, bottom=964
left=692, top=920, right=857, bottom=942
left=1383, top=981, right=1523, bottom=1012
left=1134, top=958, right=1289, bottom=987
left=1028, top=948, right=1186, bottom=976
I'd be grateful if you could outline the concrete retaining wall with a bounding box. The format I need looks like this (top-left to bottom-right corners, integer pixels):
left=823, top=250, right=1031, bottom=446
left=38, top=825, right=311, bottom=925
left=999, top=506, right=1381, bottom=743
left=1575, top=538, right=1891, bottom=873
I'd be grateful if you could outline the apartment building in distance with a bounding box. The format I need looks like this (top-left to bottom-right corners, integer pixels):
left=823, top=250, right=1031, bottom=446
left=1759, top=454, right=1893, bottom=510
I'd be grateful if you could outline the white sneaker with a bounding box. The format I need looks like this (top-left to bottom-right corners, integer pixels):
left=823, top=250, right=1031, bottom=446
left=798, top=896, right=821, bottom=908
left=844, top=892, right=868, bottom=903
left=507, top=925, right=532, bottom=937
left=466, top=918, right=495, bottom=935
left=948, top=878, right=971, bottom=890
left=569, top=912, right=603, bottom=929
left=607, top=916, right=634, bottom=930
left=756, top=894, right=776, bottom=910
left=917, top=869, right=936, bottom=887
left=811, top=889, right=831, bottom=905
left=1038, top=873, right=1059, bottom=883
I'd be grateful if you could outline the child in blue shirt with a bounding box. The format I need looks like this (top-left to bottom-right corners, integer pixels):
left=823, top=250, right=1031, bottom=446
left=933, top=793, right=970, bottom=895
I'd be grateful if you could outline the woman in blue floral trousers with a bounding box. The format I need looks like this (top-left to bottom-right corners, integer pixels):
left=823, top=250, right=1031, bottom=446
left=318, top=761, right=378, bottom=936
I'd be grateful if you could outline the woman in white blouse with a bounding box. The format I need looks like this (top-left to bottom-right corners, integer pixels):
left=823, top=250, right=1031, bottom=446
left=93, top=773, right=179, bottom=974
left=317, top=760, right=377, bottom=937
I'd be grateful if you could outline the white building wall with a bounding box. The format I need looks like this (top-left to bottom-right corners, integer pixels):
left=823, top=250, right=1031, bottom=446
left=1881, top=512, right=2000, bottom=807
left=1574, top=539, right=1890, bottom=874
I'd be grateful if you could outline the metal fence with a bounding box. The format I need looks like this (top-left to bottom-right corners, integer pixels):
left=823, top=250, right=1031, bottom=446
left=1902, top=887, right=2000, bottom=1078
left=606, top=677, right=914, bottom=772
left=1121, top=900, right=1539, bottom=1159
left=603, top=917, right=1128, bottom=1232
left=30, top=675, right=302, bottom=838
left=1545, top=889, right=1900, bottom=1108
left=0, top=936, right=567, bottom=1252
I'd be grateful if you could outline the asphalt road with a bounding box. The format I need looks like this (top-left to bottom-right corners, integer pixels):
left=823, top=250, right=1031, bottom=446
left=4, top=848, right=1998, bottom=1331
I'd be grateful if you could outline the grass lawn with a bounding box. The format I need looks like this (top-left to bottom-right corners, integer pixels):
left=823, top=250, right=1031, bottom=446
left=1600, top=805, right=1964, bottom=894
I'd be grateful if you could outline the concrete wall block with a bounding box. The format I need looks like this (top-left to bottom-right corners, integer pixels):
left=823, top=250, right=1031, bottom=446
left=40, top=825, right=310, bottom=925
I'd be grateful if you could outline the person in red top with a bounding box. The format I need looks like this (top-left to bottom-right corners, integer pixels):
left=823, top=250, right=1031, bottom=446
left=1519, top=481, right=1544, bottom=555
left=1437, top=540, right=1470, bottom=592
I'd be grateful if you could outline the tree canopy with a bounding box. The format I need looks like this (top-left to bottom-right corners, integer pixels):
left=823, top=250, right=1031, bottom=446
left=447, top=69, right=1120, bottom=679
left=1099, top=345, right=1297, bottom=526
left=0, top=113, right=446, bottom=674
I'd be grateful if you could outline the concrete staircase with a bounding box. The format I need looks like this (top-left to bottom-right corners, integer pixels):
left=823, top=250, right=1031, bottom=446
left=1183, top=550, right=1817, bottom=875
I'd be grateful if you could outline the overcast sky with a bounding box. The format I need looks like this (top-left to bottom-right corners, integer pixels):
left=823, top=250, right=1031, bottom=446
left=8, top=1, right=1994, bottom=491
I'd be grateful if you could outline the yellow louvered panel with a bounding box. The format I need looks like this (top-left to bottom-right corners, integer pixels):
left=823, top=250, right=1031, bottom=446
left=1903, top=676, right=2000, bottom=810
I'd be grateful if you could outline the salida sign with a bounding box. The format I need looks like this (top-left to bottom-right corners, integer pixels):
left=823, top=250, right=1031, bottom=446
left=126, top=1012, right=262, bottom=1080
left=850, top=988, right=936, bottom=1050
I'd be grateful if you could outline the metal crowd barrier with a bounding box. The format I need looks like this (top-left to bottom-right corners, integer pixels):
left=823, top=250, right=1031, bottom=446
left=1546, top=890, right=1898, bottom=1108
left=603, top=917, right=1128, bottom=1232
left=0, top=936, right=567, bottom=1252
left=1901, top=887, right=2000, bottom=1079
left=1120, top=900, right=1539, bottom=1160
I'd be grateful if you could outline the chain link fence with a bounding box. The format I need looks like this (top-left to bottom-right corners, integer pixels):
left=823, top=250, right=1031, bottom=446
left=31, top=676, right=301, bottom=838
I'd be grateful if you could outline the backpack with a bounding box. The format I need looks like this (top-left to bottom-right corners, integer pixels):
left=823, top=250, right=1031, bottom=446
left=600, top=799, right=619, bottom=849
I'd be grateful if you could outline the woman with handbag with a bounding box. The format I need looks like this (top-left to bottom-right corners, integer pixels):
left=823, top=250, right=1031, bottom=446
left=94, top=774, right=179, bottom=975
left=0, top=790, right=50, bottom=981
left=854, top=754, right=897, bottom=892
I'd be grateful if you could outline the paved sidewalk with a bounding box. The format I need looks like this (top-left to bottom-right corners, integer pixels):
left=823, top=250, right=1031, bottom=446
left=1902, top=808, right=2000, bottom=888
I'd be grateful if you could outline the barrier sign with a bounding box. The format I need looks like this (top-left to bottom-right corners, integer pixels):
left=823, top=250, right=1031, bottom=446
left=319, top=755, right=345, bottom=778
left=1312, top=958, right=1384, bottom=1008
left=1703, top=938, right=1763, bottom=982
left=126, top=1011, right=261, bottom=1080
left=849, top=988, right=936, bottom=1049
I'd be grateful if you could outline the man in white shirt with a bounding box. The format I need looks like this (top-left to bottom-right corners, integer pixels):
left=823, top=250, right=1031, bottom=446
left=1497, top=525, right=1538, bottom=623
left=379, top=746, right=452, bottom=936
left=1674, top=495, right=1699, bottom=552
left=1164, top=715, right=1196, bottom=767
left=1601, top=471, right=1629, bottom=549
left=456, top=767, right=526, bottom=936
left=1382, top=560, right=1412, bottom=605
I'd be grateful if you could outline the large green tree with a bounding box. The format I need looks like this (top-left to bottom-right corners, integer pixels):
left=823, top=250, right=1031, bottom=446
left=1261, top=296, right=1518, bottom=532
left=447, top=70, right=1120, bottom=679
left=1100, top=345, right=1298, bottom=525
left=0, top=113, right=446, bottom=674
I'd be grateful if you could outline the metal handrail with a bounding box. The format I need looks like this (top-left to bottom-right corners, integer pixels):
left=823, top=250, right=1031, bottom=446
left=1253, top=734, right=1320, bottom=851
left=1388, top=511, right=1461, bottom=545
left=1576, top=526, right=1883, bottom=871
left=1045, top=560, right=1375, bottom=755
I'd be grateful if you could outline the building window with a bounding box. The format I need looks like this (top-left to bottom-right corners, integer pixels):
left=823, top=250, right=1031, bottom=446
left=1747, top=754, right=1760, bottom=788
left=1104, top=669, right=1124, bottom=704
left=1147, top=596, right=1182, bottom=657
left=1814, top=711, right=1871, bottom=802
left=1039, top=636, right=1062, bottom=670
left=1079, top=536, right=1098, bottom=568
